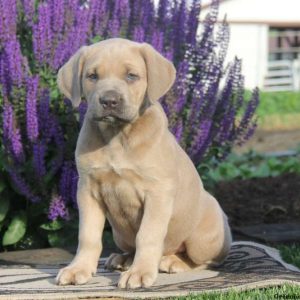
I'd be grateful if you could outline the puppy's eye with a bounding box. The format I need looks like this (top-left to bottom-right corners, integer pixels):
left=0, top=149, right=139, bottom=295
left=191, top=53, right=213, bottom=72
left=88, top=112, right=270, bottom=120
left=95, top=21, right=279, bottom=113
left=87, top=73, right=98, bottom=81
left=126, top=73, right=139, bottom=82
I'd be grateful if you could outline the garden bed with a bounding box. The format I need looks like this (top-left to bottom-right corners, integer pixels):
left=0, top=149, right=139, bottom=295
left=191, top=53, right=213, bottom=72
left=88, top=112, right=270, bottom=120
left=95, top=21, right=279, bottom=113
left=214, top=172, right=300, bottom=227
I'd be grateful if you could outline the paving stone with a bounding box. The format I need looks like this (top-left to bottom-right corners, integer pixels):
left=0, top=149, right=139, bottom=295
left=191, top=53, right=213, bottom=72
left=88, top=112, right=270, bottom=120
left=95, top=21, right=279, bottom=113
left=0, top=248, right=74, bottom=266
left=234, top=223, right=300, bottom=243
left=0, top=246, right=120, bottom=266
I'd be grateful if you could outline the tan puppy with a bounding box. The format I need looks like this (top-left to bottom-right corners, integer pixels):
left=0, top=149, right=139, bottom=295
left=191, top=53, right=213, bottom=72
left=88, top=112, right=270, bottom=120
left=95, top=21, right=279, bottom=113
left=55, top=38, right=232, bottom=289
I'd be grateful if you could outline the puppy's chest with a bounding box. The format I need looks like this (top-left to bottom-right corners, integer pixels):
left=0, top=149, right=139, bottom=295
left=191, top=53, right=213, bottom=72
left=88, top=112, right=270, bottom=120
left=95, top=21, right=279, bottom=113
left=89, top=157, right=146, bottom=222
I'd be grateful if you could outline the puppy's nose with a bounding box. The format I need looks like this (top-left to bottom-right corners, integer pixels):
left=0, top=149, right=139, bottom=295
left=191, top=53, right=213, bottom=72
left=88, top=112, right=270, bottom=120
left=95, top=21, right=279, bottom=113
left=99, top=91, right=121, bottom=109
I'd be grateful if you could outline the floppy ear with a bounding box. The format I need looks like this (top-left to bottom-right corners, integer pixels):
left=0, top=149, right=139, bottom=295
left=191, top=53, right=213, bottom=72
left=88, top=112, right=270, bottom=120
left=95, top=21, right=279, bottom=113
left=57, top=46, right=87, bottom=107
left=140, top=43, right=176, bottom=102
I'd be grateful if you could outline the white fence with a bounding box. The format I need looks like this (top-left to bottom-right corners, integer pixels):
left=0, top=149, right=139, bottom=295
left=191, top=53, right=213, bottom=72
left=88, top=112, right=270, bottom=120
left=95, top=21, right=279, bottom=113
left=263, top=60, right=300, bottom=92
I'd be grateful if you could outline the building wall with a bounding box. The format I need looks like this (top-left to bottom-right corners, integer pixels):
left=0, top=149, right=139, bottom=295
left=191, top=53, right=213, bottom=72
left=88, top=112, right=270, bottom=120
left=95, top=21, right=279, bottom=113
left=201, top=0, right=300, bottom=89
left=226, top=24, right=269, bottom=89
left=208, top=0, right=300, bottom=23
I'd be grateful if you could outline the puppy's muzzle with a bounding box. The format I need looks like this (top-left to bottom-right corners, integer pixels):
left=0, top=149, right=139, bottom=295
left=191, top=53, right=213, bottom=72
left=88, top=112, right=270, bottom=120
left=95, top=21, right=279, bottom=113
left=99, top=90, right=123, bottom=110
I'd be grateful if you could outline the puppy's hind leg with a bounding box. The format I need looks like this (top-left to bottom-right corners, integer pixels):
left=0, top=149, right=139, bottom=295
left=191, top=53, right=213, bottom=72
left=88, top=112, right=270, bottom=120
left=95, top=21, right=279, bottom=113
left=159, top=253, right=196, bottom=273
left=105, top=253, right=133, bottom=271
left=185, top=197, right=232, bottom=268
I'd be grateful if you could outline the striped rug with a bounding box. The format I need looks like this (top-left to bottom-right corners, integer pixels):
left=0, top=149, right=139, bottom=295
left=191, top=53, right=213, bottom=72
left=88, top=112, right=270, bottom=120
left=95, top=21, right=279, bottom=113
left=0, top=242, right=299, bottom=299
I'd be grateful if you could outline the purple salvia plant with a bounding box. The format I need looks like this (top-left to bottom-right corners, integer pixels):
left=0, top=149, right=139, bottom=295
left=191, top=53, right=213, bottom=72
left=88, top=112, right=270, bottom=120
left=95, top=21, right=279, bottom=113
left=172, top=0, right=187, bottom=60
left=37, top=91, right=52, bottom=142
left=189, top=119, right=212, bottom=161
left=151, top=30, right=164, bottom=53
left=26, top=76, right=39, bottom=142
left=59, top=161, right=76, bottom=203
left=48, top=195, right=69, bottom=221
left=89, top=0, right=108, bottom=37
left=8, top=168, right=40, bottom=202
left=32, top=142, right=47, bottom=179
left=50, top=0, right=65, bottom=36
left=235, top=87, right=259, bottom=145
left=78, top=101, right=88, bottom=128
left=10, top=127, right=24, bottom=162
left=0, top=0, right=17, bottom=42
left=3, top=40, right=23, bottom=87
left=107, top=18, right=121, bottom=38
left=0, top=53, right=12, bottom=97
left=2, top=102, right=24, bottom=162
left=141, top=1, right=155, bottom=39
left=33, top=3, right=53, bottom=65
left=186, top=1, right=201, bottom=46
left=133, top=26, right=145, bottom=43
left=21, top=0, right=35, bottom=27
left=2, top=102, right=14, bottom=146
left=0, top=0, right=259, bottom=234
left=157, top=0, right=169, bottom=31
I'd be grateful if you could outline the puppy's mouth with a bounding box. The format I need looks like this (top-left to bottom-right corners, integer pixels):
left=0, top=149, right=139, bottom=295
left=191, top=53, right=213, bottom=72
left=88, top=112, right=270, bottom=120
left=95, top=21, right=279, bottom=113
left=92, top=114, right=131, bottom=124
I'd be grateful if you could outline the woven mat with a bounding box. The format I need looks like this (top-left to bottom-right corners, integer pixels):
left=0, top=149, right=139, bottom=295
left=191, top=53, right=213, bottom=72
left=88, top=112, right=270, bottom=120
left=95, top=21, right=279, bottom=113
left=0, top=241, right=299, bottom=299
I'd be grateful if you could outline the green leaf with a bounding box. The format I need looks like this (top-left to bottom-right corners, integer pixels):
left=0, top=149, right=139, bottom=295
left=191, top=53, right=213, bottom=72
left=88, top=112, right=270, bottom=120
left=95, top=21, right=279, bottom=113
left=252, top=163, right=271, bottom=178
left=2, top=211, right=27, bottom=246
left=48, top=229, right=77, bottom=248
left=208, top=169, right=222, bottom=182
left=90, top=35, right=102, bottom=43
left=50, top=88, right=59, bottom=99
left=47, top=232, right=60, bottom=247
left=0, top=181, right=6, bottom=193
left=0, top=197, right=9, bottom=222
left=40, top=220, right=63, bottom=231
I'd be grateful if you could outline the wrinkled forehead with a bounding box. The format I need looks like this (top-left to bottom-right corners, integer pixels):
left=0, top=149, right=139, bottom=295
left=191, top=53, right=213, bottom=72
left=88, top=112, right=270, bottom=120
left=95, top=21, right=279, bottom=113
left=83, top=43, right=146, bottom=76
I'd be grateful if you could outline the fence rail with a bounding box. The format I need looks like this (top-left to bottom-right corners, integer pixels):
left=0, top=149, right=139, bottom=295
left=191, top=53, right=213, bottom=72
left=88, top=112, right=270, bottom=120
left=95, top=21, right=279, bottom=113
left=264, top=59, right=300, bottom=91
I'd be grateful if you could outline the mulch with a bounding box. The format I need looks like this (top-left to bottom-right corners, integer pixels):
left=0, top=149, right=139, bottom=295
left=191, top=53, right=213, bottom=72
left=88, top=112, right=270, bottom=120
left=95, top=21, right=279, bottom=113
left=213, top=172, right=300, bottom=227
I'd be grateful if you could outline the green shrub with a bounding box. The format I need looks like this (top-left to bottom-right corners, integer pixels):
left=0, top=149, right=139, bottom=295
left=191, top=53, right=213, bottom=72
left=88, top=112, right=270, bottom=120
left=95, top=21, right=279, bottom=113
left=199, top=150, right=300, bottom=189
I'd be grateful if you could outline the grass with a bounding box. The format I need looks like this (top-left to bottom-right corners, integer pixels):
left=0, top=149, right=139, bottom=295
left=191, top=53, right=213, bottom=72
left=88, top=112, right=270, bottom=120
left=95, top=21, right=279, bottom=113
left=170, top=284, right=300, bottom=299
left=278, top=244, right=300, bottom=269
left=254, top=91, right=300, bottom=130
left=258, top=113, right=300, bottom=131
left=166, top=244, right=300, bottom=300
left=258, top=91, right=300, bottom=116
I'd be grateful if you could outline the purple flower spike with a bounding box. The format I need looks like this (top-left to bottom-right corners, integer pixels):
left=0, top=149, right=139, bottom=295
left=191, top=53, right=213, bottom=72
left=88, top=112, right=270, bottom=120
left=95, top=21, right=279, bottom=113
left=33, top=3, right=52, bottom=65
left=48, top=195, right=69, bottom=221
left=108, top=18, right=120, bottom=38
left=50, top=0, right=65, bottom=35
left=189, top=119, right=212, bottom=161
left=0, top=53, right=12, bottom=97
left=2, top=102, right=24, bottom=162
left=151, top=30, right=164, bottom=53
left=173, top=119, right=183, bottom=142
left=33, top=142, right=47, bottom=179
left=8, top=168, right=40, bottom=202
left=26, top=76, right=39, bottom=142
left=78, top=101, right=88, bottom=128
left=21, top=0, right=35, bottom=27
left=10, top=127, right=24, bottom=162
left=2, top=102, right=14, bottom=145
left=133, top=26, right=145, bottom=42
left=4, top=40, right=23, bottom=87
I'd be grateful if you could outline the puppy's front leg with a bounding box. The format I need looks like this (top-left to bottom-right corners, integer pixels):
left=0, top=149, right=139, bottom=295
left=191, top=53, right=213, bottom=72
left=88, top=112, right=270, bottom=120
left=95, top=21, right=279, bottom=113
left=118, top=192, right=173, bottom=289
left=56, top=179, right=105, bottom=285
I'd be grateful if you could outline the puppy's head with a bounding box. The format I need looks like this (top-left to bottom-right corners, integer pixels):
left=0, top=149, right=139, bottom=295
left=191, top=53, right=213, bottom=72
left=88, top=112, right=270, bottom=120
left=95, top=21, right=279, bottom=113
left=57, top=38, right=176, bottom=124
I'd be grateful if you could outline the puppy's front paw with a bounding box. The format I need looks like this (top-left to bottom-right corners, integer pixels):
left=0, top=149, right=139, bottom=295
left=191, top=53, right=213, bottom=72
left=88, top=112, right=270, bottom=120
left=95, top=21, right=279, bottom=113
left=56, top=264, right=95, bottom=285
left=118, top=266, right=157, bottom=289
